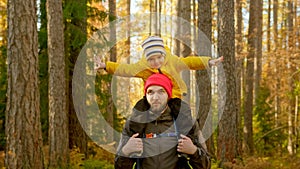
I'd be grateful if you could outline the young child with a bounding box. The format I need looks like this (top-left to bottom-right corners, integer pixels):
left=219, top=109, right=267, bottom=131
left=94, top=36, right=223, bottom=100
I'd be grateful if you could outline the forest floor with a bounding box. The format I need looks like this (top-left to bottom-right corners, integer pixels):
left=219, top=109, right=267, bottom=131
left=69, top=144, right=300, bottom=169
left=0, top=145, right=300, bottom=169
left=211, top=155, right=300, bottom=169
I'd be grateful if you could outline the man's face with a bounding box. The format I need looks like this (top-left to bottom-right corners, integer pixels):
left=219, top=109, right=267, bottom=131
left=146, top=85, right=168, bottom=113
left=147, top=54, right=165, bottom=69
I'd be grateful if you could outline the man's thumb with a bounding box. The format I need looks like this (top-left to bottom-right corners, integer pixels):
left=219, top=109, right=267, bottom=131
left=131, top=133, right=139, bottom=138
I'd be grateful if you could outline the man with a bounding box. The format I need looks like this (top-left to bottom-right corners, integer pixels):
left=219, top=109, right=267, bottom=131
left=115, top=73, right=210, bottom=169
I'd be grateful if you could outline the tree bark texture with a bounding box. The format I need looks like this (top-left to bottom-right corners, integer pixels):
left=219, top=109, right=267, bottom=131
left=254, top=0, right=263, bottom=102
left=6, top=0, right=44, bottom=168
left=197, top=0, right=214, bottom=156
left=244, top=0, right=259, bottom=155
left=217, top=0, right=239, bottom=163
left=235, top=0, right=243, bottom=156
left=179, top=0, right=191, bottom=102
left=47, top=0, right=69, bottom=167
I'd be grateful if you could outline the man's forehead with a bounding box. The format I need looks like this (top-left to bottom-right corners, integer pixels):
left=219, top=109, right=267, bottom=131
left=146, top=85, right=165, bottom=91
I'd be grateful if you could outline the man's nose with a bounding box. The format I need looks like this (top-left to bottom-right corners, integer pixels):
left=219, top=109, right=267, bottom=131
left=152, top=92, right=159, bottom=99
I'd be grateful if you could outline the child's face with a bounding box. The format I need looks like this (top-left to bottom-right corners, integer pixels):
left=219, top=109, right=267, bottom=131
left=147, top=54, right=165, bottom=69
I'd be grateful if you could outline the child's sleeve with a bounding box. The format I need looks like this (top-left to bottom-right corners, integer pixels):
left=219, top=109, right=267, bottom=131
left=105, top=61, right=121, bottom=74
left=180, top=56, right=211, bottom=70
left=105, top=61, right=145, bottom=77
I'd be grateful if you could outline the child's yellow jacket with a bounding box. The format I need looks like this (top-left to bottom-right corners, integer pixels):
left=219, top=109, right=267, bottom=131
left=105, top=49, right=211, bottom=99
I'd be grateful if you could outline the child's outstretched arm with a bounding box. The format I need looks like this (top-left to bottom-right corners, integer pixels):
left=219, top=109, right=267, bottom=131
left=179, top=55, right=223, bottom=70
left=93, top=55, right=147, bottom=78
left=208, top=56, right=224, bottom=66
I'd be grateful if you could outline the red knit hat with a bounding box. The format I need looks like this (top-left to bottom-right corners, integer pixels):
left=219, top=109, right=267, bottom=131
left=144, top=74, right=173, bottom=98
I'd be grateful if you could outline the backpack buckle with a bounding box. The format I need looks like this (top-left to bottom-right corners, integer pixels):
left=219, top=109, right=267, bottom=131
left=146, top=133, right=157, bottom=138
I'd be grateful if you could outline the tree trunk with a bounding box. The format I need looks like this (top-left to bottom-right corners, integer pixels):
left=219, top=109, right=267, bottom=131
left=254, top=0, right=263, bottom=102
left=266, top=0, right=271, bottom=81
left=217, top=0, right=239, bottom=164
left=107, top=0, right=117, bottom=144
left=273, top=0, right=280, bottom=128
left=173, top=0, right=181, bottom=57
left=150, top=0, right=160, bottom=35
left=5, top=0, right=44, bottom=168
left=293, top=0, right=298, bottom=154
left=179, top=0, right=191, bottom=103
left=267, top=0, right=271, bottom=53
left=235, top=0, right=243, bottom=156
left=47, top=0, right=69, bottom=167
left=287, top=0, right=295, bottom=155
left=65, top=0, right=88, bottom=157
left=197, top=0, right=214, bottom=156
left=244, top=0, right=259, bottom=155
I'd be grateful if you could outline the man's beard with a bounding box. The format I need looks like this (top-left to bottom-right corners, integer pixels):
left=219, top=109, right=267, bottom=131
left=150, top=104, right=167, bottom=114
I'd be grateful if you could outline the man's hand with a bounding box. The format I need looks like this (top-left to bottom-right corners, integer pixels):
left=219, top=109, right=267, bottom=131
left=94, top=55, right=106, bottom=70
left=122, top=133, right=143, bottom=156
left=209, top=56, right=224, bottom=66
left=177, top=134, right=197, bottom=155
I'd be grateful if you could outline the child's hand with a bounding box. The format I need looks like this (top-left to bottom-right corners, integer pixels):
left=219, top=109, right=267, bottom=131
left=209, top=56, right=224, bottom=66
left=94, top=55, right=106, bottom=70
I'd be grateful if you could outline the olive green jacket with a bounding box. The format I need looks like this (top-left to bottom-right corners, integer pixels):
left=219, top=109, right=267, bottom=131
left=115, top=98, right=211, bottom=169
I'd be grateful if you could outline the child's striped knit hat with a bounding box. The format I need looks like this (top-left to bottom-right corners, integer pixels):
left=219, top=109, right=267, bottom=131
left=141, top=36, right=166, bottom=59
